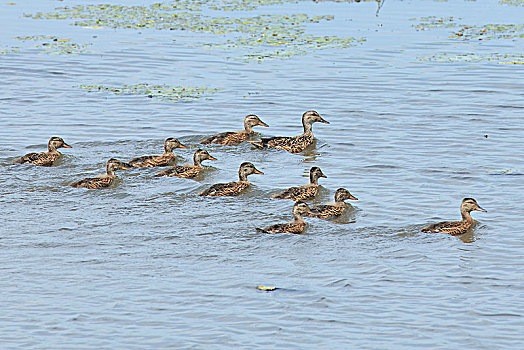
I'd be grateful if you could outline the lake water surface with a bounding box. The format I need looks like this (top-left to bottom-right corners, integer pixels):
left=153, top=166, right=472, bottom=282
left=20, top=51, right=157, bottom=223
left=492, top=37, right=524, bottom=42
left=1, top=0, right=523, bottom=348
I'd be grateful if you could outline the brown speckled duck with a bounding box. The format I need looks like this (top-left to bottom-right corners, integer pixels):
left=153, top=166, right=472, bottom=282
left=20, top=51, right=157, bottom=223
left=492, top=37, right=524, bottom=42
left=128, top=138, right=187, bottom=167
left=13, top=137, right=72, bottom=166
left=421, top=198, right=486, bottom=235
left=198, top=162, right=263, bottom=197
left=305, top=188, right=358, bottom=219
left=70, top=158, right=130, bottom=189
left=272, top=167, right=326, bottom=201
left=248, top=110, right=329, bottom=153
left=256, top=201, right=314, bottom=234
left=201, top=114, right=269, bottom=145
left=155, top=149, right=216, bottom=178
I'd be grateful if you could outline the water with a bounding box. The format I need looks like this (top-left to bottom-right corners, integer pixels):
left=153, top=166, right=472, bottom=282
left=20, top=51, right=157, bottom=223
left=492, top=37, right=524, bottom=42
left=1, top=0, right=523, bottom=348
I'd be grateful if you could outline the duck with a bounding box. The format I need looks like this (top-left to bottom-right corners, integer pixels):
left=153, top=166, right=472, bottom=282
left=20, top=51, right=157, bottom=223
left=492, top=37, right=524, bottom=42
left=421, top=198, right=487, bottom=235
left=248, top=110, right=329, bottom=153
left=272, top=167, right=326, bottom=201
left=70, top=158, right=130, bottom=189
left=305, top=188, right=358, bottom=219
left=128, top=138, right=187, bottom=167
left=256, top=201, right=314, bottom=234
left=155, top=149, right=216, bottom=178
left=200, top=114, right=269, bottom=145
left=198, top=162, right=263, bottom=197
left=12, top=136, right=72, bottom=166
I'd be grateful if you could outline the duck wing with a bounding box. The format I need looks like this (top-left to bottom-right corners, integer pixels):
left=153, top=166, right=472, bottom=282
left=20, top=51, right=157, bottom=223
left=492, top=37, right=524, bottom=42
left=198, top=181, right=249, bottom=196
left=307, top=204, right=344, bottom=219
left=257, top=222, right=306, bottom=234
left=71, top=176, right=113, bottom=189
left=128, top=154, right=173, bottom=167
left=421, top=220, right=469, bottom=235
left=272, top=185, right=318, bottom=201
left=249, top=134, right=313, bottom=153
left=201, top=131, right=247, bottom=145
left=14, top=152, right=57, bottom=166
left=156, top=165, right=200, bottom=178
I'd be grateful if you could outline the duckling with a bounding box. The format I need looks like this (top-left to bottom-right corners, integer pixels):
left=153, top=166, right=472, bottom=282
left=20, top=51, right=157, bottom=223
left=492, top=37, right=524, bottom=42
left=248, top=110, right=329, bottom=153
left=13, top=137, right=72, bottom=166
left=305, top=188, right=358, bottom=219
left=128, top=138, right=187, bottom=167
left=256, top=201, right=314, bottom=234
left=421, top=198, right=487, bottom=235
left=70, top=158, right=130, bottom=189
left=155, top=149, right=216, bottom=178
left=201, top=114, right=269, bottom=145
left=198, top=162, right=263, bottom=197
left=272, top=167, right=326, bottom=201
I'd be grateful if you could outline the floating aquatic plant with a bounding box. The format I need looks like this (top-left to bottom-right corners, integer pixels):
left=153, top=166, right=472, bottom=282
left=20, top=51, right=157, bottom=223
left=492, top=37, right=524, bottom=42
left=500, top=0, right=524, bottom=6
left=419, top=52, right=524, bottom=64
left=26, top=2, right=364, bottom=61
left=78, top=84, right=221, bottom=102
left=413, top=16, right=524, bottom=41
left=14, top=35, right=91, bottom=54
left=0, top=48, right=19, bottom=55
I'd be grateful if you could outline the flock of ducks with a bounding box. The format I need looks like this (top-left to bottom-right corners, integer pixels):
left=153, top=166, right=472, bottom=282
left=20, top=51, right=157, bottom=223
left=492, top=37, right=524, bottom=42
left=11, top=111, right=486, bottom=236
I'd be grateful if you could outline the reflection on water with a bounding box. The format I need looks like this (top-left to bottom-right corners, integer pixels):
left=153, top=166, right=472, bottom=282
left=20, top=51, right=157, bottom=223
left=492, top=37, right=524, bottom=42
left=1, top=0, right=524, bottom=348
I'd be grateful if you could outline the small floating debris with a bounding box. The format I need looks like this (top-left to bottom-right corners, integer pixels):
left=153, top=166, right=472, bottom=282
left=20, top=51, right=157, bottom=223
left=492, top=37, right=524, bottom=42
left=256, top=285, right=278, bottom=291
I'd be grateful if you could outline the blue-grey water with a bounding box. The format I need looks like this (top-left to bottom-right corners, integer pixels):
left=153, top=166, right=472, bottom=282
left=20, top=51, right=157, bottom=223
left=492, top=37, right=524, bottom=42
left=1, top=0, right=523, bottom=348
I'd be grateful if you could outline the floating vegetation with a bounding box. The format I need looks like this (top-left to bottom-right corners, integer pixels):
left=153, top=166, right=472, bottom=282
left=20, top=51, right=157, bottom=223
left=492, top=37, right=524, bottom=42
left=14, top=35, right=91, bottom=54
left=413, top=16, right=458, bottom=31
left=500, top=0, right=524, bottom=6
left=413, top=17, right=524, bottom=41
left=488, top=169, right=521, bottom=175
left=419, top=52, right=524, bottom=64
left=0, top=48, right=19, bottom=55
left=26, top=2, right=364, bottom=61
left=78, top=84, right=221, bottom=103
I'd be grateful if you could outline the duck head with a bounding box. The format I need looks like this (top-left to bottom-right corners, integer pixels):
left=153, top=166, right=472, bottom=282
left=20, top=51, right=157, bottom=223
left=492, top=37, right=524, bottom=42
left=238, top=162, right=264, bottom=181
left=302, top=110, right=329, bottom=133
left=461, top=198, right=486, bottom=213
left=244, top=114, right=269, bottom=132
left=48, top=137, right=72, bottom=151
left=194, top=149, right=217, bottom=166
left=164, top=137, right=188, bottom=152
left=334, top=188, right=358, bottom=202
left=293, top=200, right=314, bottom=219
left=309, top=166, right=327, bottom=184
left=106, top=158, right=131, bottom=175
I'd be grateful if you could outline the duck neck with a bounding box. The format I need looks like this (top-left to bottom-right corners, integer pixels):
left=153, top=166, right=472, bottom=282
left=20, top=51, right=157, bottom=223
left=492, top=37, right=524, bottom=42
left=48, top=144, right=59, bottom=153
left=310, top=173, right=319, bottom=185
left=193, top=154, right=202, bottom=167
left=238, top=172, right=249, bottom=182
left=106, top=166, right=115, bottom=177
left=461, top=209, right=474, bottom=224
left=293, top=213, right=305, bottom=223
left=302, top=121, right=313, bottom=135
left=334, top=199, right=347, bottom=207
left=243, top=122, right=254, bottom=134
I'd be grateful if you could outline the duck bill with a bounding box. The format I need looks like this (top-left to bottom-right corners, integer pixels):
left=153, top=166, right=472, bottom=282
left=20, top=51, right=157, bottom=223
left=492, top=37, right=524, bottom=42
left=476, top=206, right=487, bottom=212
left=179, top=144, right=189, bottom=149
left=349, top=194, right=358, bottom=200
left=208, top=156, right=217, bottom=161
left=319, top=117, right=330, bottom=124
left=122, top=167, right=131, bottom=171
left=254, top=168, right=264, bottom=175
left=258, top=121, right=269, bottom=127
left=320, top=173, right=327, bottom=178
left=63, top=143, right=72, bottom=148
